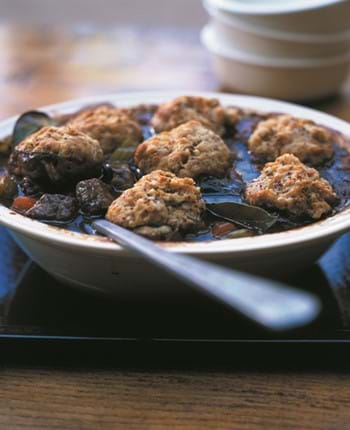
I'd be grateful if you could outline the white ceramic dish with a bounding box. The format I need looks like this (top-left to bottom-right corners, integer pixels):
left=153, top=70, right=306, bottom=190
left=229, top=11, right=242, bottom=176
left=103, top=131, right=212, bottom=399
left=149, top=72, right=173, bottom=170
left=202, top=26, right=350, bottom=101
left=1, top=91, right=350, bottom=298
left=204, top=0, right=350, bottom=35
left=207, top=6, right=350, bottom=59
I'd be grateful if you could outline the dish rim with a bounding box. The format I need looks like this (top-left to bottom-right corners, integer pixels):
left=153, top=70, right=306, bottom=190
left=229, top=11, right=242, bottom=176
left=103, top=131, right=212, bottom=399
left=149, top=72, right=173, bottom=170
left=204, top=1, right=350, bottom=43
left=1, top=90, right=350, bottom=256
left=205, top=0, right=346, bottom=16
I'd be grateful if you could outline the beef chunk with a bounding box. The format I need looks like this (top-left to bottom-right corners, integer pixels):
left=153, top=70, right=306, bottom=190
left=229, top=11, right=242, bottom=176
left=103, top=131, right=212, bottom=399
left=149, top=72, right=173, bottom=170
left=26, top=194, right=78, bottom=222
left=8, top=126, right=103, bottom=187
left=76, top=178, right=114, bottom=216
left=21, top=177, right=43, bottom=196
left=109, top=162, right=135, bottom=191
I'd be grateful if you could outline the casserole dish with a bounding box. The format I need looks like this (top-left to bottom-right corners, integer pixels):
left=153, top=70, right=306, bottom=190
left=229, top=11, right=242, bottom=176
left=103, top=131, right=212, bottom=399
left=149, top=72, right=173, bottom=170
left=1, top=91, right=350, bottom=298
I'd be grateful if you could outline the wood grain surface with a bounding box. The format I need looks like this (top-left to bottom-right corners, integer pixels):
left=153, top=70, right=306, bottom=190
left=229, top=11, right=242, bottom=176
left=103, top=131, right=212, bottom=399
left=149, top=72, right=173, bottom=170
left=0, top=368, right=349, bottom=430
left=1, top=24, right=350, bottom=430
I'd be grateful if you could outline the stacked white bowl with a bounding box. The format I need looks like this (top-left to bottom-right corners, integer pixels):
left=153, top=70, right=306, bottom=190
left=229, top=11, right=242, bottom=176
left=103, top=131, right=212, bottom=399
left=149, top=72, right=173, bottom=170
left=201, top=0, right=350, bottom=101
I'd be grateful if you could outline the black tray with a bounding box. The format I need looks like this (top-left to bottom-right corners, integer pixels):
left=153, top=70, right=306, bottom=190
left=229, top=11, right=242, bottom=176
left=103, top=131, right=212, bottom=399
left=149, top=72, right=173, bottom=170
left=2, top=226, right=350, bottom=366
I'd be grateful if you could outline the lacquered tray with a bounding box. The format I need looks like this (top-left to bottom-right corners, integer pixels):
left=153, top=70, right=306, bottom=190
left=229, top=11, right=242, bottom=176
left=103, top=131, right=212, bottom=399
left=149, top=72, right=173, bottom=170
left=1, top=226, right=350, bottom=365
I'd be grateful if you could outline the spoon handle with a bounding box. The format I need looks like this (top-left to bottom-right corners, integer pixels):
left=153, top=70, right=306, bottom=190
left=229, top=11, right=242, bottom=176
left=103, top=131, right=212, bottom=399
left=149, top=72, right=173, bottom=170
left=93, top=220, right=321, bottom=331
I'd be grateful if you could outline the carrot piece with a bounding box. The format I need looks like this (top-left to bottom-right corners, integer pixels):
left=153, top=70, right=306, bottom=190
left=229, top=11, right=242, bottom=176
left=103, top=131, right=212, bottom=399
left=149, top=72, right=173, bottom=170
left=11, top=196, right=37, bottom=213
left=212, top=221, right=237, bottom=238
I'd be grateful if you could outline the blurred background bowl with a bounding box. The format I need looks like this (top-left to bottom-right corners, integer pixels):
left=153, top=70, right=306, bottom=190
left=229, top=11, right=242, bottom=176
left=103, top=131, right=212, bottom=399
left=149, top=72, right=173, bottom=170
left=202, top=25, right=350, bottom=101
left=202, top=0, right=350, bottom=100
left=204, top=0, right=350, bottom=34
left=206, top=4, right=350, bottom=59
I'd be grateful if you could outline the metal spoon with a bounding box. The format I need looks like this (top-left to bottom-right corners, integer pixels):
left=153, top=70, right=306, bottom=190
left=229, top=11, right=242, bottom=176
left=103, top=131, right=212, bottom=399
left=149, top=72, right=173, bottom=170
left=93, top=219, right=321, bottom=331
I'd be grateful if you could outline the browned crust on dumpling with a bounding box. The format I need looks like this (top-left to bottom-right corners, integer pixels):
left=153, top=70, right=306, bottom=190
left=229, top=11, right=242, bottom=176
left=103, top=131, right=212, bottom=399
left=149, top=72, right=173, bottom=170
left=151, top=96, right=227, bottom=135
left=106, top=170, right=205, bottom=239
left=245, top=153, right=337, bottom=219
left=135, top=120, right=232, bottom=179
left=69, top=105, right=143, bottom=155
left=248, top=115, right=334, bottom=165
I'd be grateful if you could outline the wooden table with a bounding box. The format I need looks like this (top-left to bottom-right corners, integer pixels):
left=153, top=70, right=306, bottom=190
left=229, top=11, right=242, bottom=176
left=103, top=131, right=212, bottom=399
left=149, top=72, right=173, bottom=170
left=1, top=24, right=350, bottom=430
